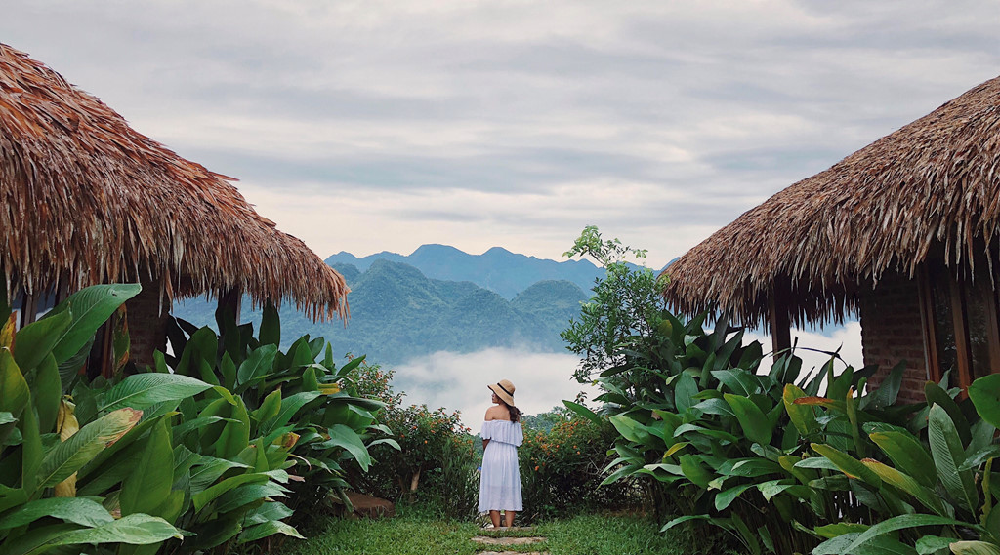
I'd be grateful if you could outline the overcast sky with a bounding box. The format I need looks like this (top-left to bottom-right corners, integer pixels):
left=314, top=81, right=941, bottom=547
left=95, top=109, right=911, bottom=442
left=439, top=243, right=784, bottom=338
left=4, top=1, right=999, bottom=266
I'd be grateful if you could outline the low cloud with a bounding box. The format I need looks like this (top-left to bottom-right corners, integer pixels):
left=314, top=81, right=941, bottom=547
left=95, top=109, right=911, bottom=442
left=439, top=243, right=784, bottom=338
left=390, top=348, right=598, bottom=428
left=387, top=321, right=864, bottom=430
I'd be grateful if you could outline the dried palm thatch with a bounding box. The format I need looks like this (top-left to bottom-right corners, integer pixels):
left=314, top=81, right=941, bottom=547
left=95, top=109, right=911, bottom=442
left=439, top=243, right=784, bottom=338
left=664, top=74, right=1000, bottom=328
left=0, top=43, right=347, bottom=320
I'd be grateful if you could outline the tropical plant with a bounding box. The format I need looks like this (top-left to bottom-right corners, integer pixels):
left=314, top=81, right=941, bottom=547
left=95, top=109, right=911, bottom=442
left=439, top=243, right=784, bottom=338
left=142, top=303, right=397, bottom=543
left=0, top=284, right=188, bottom=554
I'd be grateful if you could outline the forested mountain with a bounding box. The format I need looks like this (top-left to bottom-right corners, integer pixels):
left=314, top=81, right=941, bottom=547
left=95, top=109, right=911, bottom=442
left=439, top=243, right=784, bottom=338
left=325, top=244, right=606, bottom=299
left=172, top=259, right=589, bottom=364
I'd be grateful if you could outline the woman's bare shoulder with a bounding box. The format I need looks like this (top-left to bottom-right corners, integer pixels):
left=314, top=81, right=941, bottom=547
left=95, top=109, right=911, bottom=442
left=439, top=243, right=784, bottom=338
left=484, top=405, right=510, bottom=421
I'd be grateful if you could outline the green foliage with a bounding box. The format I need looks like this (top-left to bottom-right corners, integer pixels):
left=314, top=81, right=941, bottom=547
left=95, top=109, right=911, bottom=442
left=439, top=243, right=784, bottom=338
left=566, top=230, right=1000, bottom=555
left=519, top=410, right=636, bottom=521
left=0, top=285, right=388, bottom=554
left=562, top=225, right=667, bottom=382
left=0, top=284, right=184, bottom=553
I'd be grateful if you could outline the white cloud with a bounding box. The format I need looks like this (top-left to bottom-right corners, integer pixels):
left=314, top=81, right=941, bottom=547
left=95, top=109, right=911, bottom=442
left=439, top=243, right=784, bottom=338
left=390, top=348, right=598, bottom=428
left=3, top=0, right=998, bottom=267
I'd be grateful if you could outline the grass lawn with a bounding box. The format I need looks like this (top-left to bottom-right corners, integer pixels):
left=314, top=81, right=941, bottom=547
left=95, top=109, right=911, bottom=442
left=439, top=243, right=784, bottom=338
left=281, top=506, right=703, bottom=555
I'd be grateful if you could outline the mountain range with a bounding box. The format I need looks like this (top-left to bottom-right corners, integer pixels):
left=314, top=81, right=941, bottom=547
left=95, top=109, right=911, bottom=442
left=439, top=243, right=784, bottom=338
left=325, top=244, right=607, bottom=299
left=173, top=255, right=595, bottom=364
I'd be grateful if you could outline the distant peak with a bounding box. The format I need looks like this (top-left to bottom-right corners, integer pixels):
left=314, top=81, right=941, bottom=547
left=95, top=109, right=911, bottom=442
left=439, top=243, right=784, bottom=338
left=410, top=244, right=466, bottom=256
left=482, top=246, right=514, bottom=256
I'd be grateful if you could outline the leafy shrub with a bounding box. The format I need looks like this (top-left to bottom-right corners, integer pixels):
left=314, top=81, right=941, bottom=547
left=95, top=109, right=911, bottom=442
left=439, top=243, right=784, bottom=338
left=519, top=410, right=635, bottom=521
left=0, top=286, right=390, bottom=554
left=136, top=304, right=394, bottom=548
left=0, top=284, right=187, bottom=553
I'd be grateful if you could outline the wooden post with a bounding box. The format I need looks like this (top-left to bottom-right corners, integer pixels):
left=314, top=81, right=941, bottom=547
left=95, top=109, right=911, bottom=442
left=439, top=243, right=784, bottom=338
left=769, top=280, right=792, bottom=356
left=916, top=264, right=941, bottom=382
left=217, top=288, right=242, bottom=326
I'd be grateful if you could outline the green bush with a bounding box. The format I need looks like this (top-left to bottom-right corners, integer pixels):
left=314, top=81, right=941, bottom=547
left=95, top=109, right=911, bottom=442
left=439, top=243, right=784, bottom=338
left=519, top=411, right=635, bottom=521
left=341, top=362, right=478, bottom=519
left=0, top=284, right=187, bottom=553
left=0, top=285, right=390, bottom=554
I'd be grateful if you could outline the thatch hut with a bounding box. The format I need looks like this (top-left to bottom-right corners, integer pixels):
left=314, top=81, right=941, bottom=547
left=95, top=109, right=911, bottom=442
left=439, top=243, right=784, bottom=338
left=0, top=43, right=349, bottom=370
left=663, top=75, right=1000, bottom=402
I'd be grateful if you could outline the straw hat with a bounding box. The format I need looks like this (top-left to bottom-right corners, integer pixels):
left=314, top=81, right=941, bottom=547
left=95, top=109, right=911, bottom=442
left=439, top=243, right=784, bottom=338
left=487, top=379, right=516, bottom=407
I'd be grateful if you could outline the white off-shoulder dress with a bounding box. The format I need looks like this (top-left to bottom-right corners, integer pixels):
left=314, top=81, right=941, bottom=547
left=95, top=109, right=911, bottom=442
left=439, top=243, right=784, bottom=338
left=479, top=419, right=523, bottom=512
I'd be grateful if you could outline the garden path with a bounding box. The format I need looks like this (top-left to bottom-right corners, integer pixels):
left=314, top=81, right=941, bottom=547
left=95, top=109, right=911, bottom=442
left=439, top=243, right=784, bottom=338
left=472, top=526, right=549, bottom=555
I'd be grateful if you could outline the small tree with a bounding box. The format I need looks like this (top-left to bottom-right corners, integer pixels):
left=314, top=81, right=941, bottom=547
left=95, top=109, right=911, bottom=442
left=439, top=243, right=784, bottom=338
left=561, top=225, right=670, bottom=385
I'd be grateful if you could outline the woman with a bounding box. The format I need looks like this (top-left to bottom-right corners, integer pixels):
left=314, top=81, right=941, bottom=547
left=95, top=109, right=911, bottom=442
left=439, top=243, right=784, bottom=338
left=479, top=379, right=523, bottom=528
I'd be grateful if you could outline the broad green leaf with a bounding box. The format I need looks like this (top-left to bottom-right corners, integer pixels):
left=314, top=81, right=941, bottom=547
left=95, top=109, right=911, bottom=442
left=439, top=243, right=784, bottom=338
left=32, top=354, right=61, bottom=433
left=189, top=457, right=250, bottom=494
left=192, top=472, right=270, bottom=512
left=970, top=374, right=1000, bottom=430
left=252, top=389, right=282, bottom=423
left=961, top=445, right=1000, bottom=472
left=36, top=513, right=182, bottom=550
left=679, top=455, right=712, bottom=488
left=237, top=521, right=304, bottom=544
left=44, top=284, right=142, bottom=364
left=660, top=514, right=712, bottom=532
left=814, top=522, right=869, bottom=538
left=120, top=418, right=173, bottom=516
left=860, top=459, right=950, bottom=517
left=562, top=400, right=602, bottom=426
left=914, top=536, right=955, bottom=555
left=317, top=423, right=372, bottom=471
left=0, top=496, right=114, bottom=530
left=928, top=404, right=978, bottom=512
left=926, top=381, right=971, bottom=445
left=715, top=484, right=754, bottom=510
left=870, top=430, right=937, bottom=488
left=215, top=397, right=250, bottom=458
left=811, top=443, right=881, bottom=488
left=609, top=414, right=654, bottom=447
left=814, top=533, right=918, bottom=555
left=98, top=374, right=213, bottom=412
left=725, top=393, right=772, bottom=446
left=845, top=514, right=965, bottom=554
left=726, top=458, right=782, bottom=478
left=950, top=541, right=1000, bottom=555
left=0, top=411, right=14, bottom=425
left=0, top=348, right=29, bottom=417
left=259, top=391, right=321, bottom=435
left=20, top=396, right=42, bottom=493
left=674, top=372, right=698, bottom=414
left=783, top=383, right=817, bottom=436
left=13, top=309, right=72, bottom=372
left=236, top=344, right=278, bottom=388
left=36, top=408, right=142, bottom=490
left=215, top=482, right=287, bottom=514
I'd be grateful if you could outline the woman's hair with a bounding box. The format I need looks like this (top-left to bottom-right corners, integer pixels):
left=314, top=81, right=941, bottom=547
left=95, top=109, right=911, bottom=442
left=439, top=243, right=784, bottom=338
left=500, top=400, right=521, bottom=423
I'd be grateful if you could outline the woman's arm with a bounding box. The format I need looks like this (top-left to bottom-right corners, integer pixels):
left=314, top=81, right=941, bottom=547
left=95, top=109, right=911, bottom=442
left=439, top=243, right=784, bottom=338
left=482, top=438, right=490, bottom=450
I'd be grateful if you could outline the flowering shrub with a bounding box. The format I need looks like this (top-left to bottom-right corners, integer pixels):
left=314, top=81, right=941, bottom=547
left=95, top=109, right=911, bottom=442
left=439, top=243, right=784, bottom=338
left=346, top=363, right=476, bottom=513
left=519, top=412, right=636, bottom=521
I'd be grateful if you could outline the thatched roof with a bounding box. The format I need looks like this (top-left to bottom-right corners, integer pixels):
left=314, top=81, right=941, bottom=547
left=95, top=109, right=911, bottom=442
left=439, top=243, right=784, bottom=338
left=0, top=43, right=348, bottom=320
left=664, top=74, right=1000, bottom=328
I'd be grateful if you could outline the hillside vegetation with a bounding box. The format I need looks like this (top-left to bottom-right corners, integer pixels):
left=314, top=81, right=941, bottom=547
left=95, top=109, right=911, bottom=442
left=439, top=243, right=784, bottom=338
left=173, top=259, right=588, bottom=363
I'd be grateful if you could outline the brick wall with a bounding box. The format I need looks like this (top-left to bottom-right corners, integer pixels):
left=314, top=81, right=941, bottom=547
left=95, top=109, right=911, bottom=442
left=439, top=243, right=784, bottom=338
left=858, top=271, right=929, bottom=404
left=127, top=279, right=170, bottom=369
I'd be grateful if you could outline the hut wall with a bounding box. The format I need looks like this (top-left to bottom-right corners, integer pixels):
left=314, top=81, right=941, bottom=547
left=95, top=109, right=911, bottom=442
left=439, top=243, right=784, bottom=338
left=127, top=280, right=170, bottom=368
left=858, top=271, right=928, bottom=403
